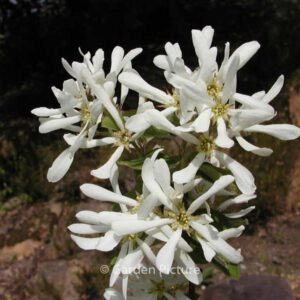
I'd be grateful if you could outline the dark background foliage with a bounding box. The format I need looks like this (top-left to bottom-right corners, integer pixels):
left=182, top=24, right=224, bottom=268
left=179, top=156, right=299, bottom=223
left=1, top=0, right=300, bottom=114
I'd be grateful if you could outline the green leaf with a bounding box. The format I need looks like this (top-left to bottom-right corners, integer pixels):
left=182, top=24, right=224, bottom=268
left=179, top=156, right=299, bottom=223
left=199, top=163, right=239, bottom=195
left=118, top=153, right=180, bottom=171
left=143, top=126, right=172, bottom=139
left=212, top=256, right=240, bottom=280
left=102, top=114, right=119, bottom=131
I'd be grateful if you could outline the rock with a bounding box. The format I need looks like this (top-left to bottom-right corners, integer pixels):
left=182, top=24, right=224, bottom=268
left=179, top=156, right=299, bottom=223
left=0, top=239, right=42, bottom=262
left=203, top=275, right=294, bottom=300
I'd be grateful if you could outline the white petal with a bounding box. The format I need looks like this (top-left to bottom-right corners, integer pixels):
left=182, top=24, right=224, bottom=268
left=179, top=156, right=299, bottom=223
left=142, top=158, right=171, bottom=208
left=118, top=71, right=172, bottom=104
left=222, top=56, right=239, bottom=102
left=96, top=230, right=122, bottom=251
left=98, top=211, right=136, bottom=225
left=112, top=219, right=172, bottom=236
left=80, top=183, right=137, bottom=206
left=76, top=210, right=103, bottom=224
left=218, top=193, right=256, bottom=211
left=153, top=54, right=171, bottom=70
left=31, top=107, right=63, bottom=117
left=68, top=223, right=109, bottom=234
left=120, top=248, right=144, bottom=274
left=70, top=235, right=101, bottom=250
left=173, top=153, right=205, bottom=184
left=235, top=135, right=273, bottom=157
left=91, top=146, right=124, bottom=179
left=174, top=250, right=203, bottom=285
left=225, top=206, right=255, bottom=219
left=110, top=46, right=125, bottom=73
left=104, top=288, right=122, bottom=300
left=125, top=113, right=150, bottom=133
left=187, top=175, right=234, bottom=214
left=154, top=159, right=171, bottom=194
left=215, top=151, right=256, bottom=195
left=197, top=237, right=216, bottom=262
left=47, top=148, right=75, bottom=182
left=191, top=223, right=243, bottom=264
left=137, top=194, right=159, bottom=220
left=262, top=75, right=284, bottom=103
left=245, top=124, right=300, bottom=140
left=136, top=238, right=156, bottom=265
left=219, top=225, right=245, bottom=240
left=230, top=41, right=260, bottom=70
left=156, top=228, right=182, bottom=274
left=39, top=115, right=81, bottom=133
left=110, top=242, right=128, bottom=287
left=233, top=93, right=274, bottom=112
left=215, top=117, right=234, bottom=148
left=116, top=48, right=143, bottom=74
left=192, top=108, right=212, bottom=132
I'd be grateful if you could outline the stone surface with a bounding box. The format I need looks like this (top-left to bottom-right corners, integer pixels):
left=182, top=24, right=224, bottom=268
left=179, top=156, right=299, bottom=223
left=203, top=275, right=294, bottom=300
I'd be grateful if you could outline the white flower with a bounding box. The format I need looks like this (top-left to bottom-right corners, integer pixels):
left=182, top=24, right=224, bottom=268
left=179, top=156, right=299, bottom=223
left=31, top=46, right=142, bottom=182
left=104, top=273, right=190, bottom=300
left=110, top=154, right=250, bottom=281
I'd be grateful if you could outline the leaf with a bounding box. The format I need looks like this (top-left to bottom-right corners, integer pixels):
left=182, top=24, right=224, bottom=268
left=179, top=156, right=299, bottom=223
left=143, top=126, right=172, bottom=139
left=199, top=163, right=239, bottom=195
left=118, top=153, right=180, bottom=171
left=212, top=256, right=240, bottom=280
left=102, top=114, right=119, bottom=131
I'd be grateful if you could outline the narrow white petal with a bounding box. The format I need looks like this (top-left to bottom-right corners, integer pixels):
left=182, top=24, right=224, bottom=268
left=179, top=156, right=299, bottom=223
left=142, top=158, right=172, bottom=208
left=156, top=228, right=182, bottom=274
left=236, top=135, right=273, bottom=157
left=153, top=54, right=171, bottom=70
left=96, top=230, right=122, bottom=251
left=230, top=41, right=260, bottom=70
left=110, top=46, right=125, bottom=73
left=225, top=206, right=255, bottom=219
left=136, top=238, right=156, bottom=265
left=219, top=225, right=245, bottom=240
left=68, top=223, right=109, bottom=234
left=192, top=108, right=212, bottom=133
left=39, top=115, right=81, bottom=133
left=245, top=124, right=300, bottom=140
left=120, top=248, right=144, bottom=274
left=154, top=159, right=171, bottom=194
left=47, top=148, right=75, bottom=182
left=174, top=250, right=203, bottom=285
left=222, top=56, right=239, bottom=102
left=110, top=242, right=128, bottom=287
left=215, top=117, right=234, bottom=148
left=173, top=153, right=205, bottom=184
left=91, top=146, right=124, bottom=179
left=262, top=75, right=284, bottom=103
left=187, top=175, right=234, bottom=214
left=31, top=107, right=63, bottom=117
left=118, top=71, right=172, bottom=104
left=112, top=219, right=172, bottom=236
left=76, top=210, right=103, bottom=224
left=80, top=183, right=137, bottom=206
left=116, top=48, right=143, bottom=74
left=215, top=151, right=256, bottom=195
left=70, top=235, right=101, bottom=250
left=218, top=194, right=256, bottom=211
left=98, top=211, right=136, bottom=225
left=197, top=237, right=216, bottom=262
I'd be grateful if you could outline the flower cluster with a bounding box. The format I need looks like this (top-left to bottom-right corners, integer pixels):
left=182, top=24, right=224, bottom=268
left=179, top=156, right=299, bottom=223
left=32, top=26, right=300, bottom=299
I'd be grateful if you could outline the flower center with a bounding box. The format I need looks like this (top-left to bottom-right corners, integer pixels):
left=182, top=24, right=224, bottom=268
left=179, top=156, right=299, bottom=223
left=207, top=77, right=223, bottom=101
left=174, top=209, right=191, bottom=230
left=113, top=130, right=132, bottom=150
left=197, top=135, right=215, bottom=156
left=211, top=101, right=230, bottom=123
